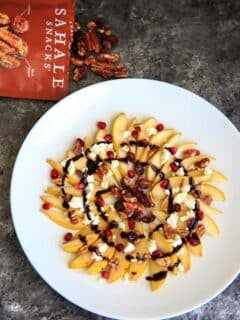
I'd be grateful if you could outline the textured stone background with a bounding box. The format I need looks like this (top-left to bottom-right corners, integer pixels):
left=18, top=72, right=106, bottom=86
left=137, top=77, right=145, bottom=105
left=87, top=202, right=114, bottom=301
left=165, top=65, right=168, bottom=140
left=0, top=0, right=240, bottom=319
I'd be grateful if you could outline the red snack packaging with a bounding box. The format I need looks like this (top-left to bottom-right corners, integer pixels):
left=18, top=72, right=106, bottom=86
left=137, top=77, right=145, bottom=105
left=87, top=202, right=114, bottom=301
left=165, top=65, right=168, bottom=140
left=0, top=1, right=74, bottom=100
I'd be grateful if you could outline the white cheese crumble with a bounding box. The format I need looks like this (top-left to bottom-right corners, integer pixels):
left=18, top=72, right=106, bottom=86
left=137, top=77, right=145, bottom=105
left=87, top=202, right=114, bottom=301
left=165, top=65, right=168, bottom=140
left=169, top=234, right=182, bottom=247
left=175, top=148, right=182, bottom=158
left=180, top=210, right=195, bottom=222
left=111, top=160, right=119, bottom=168
left=90, top=143, right=113, bottom=159
left=175, top=167, right=184, bottom=176
left=148, top=240, right=157, bottom=254
left=99, top=243, right=108, bottom=254
left=204, top=167, right=213, bottom=175
left=165, top=189, right=170, bottom=195
left=121, top=145, right=129, bottom=152
left=124, top=242, right=135, bottom=253
left=147, top=127, right=157, bottom=136
left=167, top=212, right=179, bottom=229
left=119, top=221, right=126, bottom=231
left=173, top=192, right=195, bottom=209
left=88, top=151, right=97, bottom=160
left=67, top=161, right=75, bottom=175
left=161, top=149, right=171, bottom=164
left=92, top=215, right=100, bottom=225
left=122, top=131, right=131, bottom=138
left=68, top=197, right=84, bottom=209
left=92, top=252, right=102, bottom=261
left=172, top=187, right=180, bottom=194
left=87, top=175, right=94, bottom=183
left=181, top=184, right=191, bottom=193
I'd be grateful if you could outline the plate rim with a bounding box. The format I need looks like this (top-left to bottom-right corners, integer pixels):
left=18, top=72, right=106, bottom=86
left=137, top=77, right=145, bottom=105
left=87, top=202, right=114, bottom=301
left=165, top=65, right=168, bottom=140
left=10, top=78, right=240, bottom=320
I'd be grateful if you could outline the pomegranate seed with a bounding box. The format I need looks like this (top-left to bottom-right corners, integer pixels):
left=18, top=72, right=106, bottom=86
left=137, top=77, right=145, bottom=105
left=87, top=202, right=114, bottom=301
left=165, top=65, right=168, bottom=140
left=131, top=130, right=139, bottom=139
left=128, top=220, right=136, bottom=230
left=97, top=121, right=106, bottom=129
left=75, top=182, right=84, bottom=190
left=151, top=249, right=162, bottom=259
left=203, top=195, right=212, bottom=205
left=174, top=203, right=181, bottom=212
left=156, top=123, right=164, bottom=131
left=42, top=202, right=52, bottom=210
left=96, top=197, right=105, bottom=207
left=170, top=162, right=179, bottom=172
left=160, top=179, right=169, bottom=189
left=188, top=234, right=200, bottom=246
left=116, top=243, right=125, bottom=251
left=101, top=270, right=110, bottom=279
left=169, top=147, right=178, bottom=155
left=104, top=134, right=112, bottom=143
left=64, top=232, right=73, bottom=242
left=103, top=229, right=112, bottom=237
left=196, top=209, right=204, bottom=220
left=127, top=151, right=135, bottom=162
left=50, top=169, right=59, bottom=179
left=107, top=150, right=114, bottom=159
left=128, top=170, right=135, bottom=178
left=135, top=126, right=141, bottom=132
left=196, top=150, right=200, bottom=155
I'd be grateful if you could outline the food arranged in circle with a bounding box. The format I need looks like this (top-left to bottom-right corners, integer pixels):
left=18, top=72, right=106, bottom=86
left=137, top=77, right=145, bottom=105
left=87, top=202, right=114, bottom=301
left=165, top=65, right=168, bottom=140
left=40, top=113, right=227, bottom=291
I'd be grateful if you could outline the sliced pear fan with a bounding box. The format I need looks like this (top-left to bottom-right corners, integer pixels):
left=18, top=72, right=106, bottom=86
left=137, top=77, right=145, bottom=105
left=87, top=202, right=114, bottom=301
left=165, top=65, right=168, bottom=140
left=40, top=113, right=227, bottom=292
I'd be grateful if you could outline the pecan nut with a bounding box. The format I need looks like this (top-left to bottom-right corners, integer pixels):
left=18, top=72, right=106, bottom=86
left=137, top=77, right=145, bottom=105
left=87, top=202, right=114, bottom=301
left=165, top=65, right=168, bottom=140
left=97, top=53, right=120, bottom=63
left=194, top=158, right=210, bottom=169
left=163, top=224, right=175, bottom=239
left=196, top=224, right=206, bottom=237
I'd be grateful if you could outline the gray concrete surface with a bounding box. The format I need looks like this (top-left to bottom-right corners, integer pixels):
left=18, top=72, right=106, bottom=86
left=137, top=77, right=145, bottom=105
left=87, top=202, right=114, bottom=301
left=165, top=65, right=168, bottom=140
left=0, top=0, right=240, bottom=319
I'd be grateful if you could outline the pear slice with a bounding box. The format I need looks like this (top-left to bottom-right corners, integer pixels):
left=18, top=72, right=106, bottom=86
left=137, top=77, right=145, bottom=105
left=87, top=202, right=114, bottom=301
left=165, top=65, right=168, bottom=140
left=46, top=158, right=64, bottom=175
left=187, top=242, right=202, bottom=256
left=40, top=209, right=84, bottom=230
left=63, top=233, right=99, bottom=253
left=69, top=251, right=93, bottom=268
left=164, top=132, right=182, bottom=147
left=128, top=238, right=148, bottom=281
left=151, top=231, right=173, bottom=253
left=197, top=199, right=222, bottom=215
left=140, top=129, right=175, bottom=162
left=177, top=244, right=191, bottom=272
left=148, top=260, right=167, bottom=291
left=74, top=157, right=87, bottom=171
left=150, top=129, right=176, bottom=145
left=168, top=176, right=189, bottom=189
left=151, top=183, right=166, bottom=203
left=40, top=195, right=63, bottom=210
left=196, top=184, right=225, bottom=201
left=202, top=214, right=220, bottom=236
left=181, top=155, right=215, bottom=171
left=151, top=209, right=168, bottom=222
left=112, top=113, right=128, bottom=151
left=208, top=170, right=228, bottom=183
left=45, top=186, right=82, bottom=197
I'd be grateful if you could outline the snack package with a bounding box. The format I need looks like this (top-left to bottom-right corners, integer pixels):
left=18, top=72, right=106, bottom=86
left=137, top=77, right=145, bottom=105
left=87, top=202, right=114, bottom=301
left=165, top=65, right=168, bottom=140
left=0, top=1, right=74, bottom=100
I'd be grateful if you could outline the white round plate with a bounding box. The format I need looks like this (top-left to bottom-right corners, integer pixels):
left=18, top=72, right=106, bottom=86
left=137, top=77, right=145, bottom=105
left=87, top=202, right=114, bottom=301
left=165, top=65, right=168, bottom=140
left=11, top=79, right=240, bottom=320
